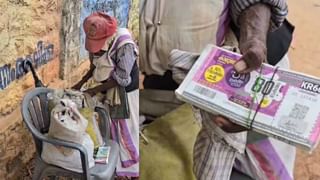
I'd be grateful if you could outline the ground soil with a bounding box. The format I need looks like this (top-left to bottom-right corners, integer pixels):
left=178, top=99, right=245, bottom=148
left=289, top=0, right=320, bottom=179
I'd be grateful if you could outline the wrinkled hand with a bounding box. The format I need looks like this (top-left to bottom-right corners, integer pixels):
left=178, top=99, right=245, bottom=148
left=212, top=115, right=248, bottom=133
left=234, top=3, right=270, bottom=74
left=234, top=40, right=267, bottom=73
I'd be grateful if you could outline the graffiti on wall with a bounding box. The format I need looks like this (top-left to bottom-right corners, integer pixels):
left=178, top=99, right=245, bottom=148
left=80, top=0, right=131, bottom=59
left=0, top=41, right=54, bottom=90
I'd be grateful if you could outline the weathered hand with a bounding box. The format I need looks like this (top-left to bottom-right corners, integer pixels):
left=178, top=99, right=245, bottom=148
left=234, top=40, right=267, bottom=73
left=212, top=115, right=248, bottom=133
left=234, top=3, right=271, bottom=73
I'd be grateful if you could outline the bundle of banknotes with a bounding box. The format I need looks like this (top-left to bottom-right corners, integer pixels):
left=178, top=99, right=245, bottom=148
left=176, top=45, right=320, bottom=151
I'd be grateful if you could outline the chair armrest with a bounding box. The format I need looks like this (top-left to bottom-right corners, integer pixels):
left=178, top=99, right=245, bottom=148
left=95, top=106, right=111, bottom=140
left=39, top=135, right=90, bottom=180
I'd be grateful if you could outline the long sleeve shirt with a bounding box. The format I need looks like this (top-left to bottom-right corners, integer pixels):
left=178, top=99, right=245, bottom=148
left=111, top=43, right=137, bottom=87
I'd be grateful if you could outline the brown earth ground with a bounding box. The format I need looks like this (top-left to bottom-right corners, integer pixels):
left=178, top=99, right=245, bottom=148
left=289, top=0, right=320, bottom=180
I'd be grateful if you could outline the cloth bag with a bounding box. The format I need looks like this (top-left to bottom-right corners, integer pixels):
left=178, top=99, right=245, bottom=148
left=48, top=89, right=104, bottom=148
left=42, top=99, right=95, bottom=172
left=42, top=134, right=95, bottom=173
left=48, top=89, right=85, bottom=109
left=109, top=86, right=130, bottom=119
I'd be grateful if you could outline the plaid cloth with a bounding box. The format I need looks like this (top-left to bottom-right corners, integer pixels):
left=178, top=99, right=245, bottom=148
left=230, top=0, right=288, bottom=30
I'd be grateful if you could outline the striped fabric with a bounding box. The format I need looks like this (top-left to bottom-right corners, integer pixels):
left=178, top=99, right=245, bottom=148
left=193, top=127, right=237, bottom=180
left=168, top=49, right=200, bottom=84
left=110, top=28, right=138, bottom=87
left=193, top=110, right=248, bottom=180
left=111, top=43, right=136, bottom=87
left=230, top=0, right=288, bottom=30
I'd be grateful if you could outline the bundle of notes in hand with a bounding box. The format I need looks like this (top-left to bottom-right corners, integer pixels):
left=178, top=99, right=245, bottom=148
left=176, top=45, right=320, bottom=152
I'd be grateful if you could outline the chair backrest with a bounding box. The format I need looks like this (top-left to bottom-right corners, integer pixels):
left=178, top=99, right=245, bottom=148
left=21, top=87, right=53, bottom=154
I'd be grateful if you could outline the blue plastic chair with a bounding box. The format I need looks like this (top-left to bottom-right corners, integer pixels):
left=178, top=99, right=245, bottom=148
left=21, top=87, right=119, bottom=180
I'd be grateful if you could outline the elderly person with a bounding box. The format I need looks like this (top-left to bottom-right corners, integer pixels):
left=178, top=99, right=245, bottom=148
left=140, top=0, right=295, bottom=179
left=72, top=12, right=139, bottom=180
